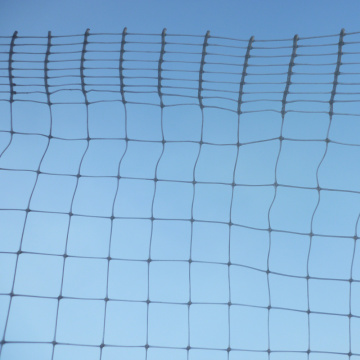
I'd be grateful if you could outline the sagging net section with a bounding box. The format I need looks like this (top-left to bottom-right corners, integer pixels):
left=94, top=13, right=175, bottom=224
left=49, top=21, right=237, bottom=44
left=0, top=28, right=360, bottom=360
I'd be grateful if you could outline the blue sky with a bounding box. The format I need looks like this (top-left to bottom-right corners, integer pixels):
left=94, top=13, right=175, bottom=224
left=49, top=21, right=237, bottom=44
left=0, top=0, right=359, bottom=39
left=1, top=1, right=360, bottom=360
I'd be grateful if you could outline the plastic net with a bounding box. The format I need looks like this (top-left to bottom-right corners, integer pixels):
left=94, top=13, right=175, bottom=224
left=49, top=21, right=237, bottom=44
left=1, top=28, right=360, bottom=360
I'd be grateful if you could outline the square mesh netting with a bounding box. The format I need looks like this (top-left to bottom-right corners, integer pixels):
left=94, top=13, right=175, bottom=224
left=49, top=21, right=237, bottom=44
left=1, top=28, right=360, bottom=360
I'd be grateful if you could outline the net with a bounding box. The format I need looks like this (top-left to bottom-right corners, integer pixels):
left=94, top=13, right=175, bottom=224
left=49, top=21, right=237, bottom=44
left=0, top=27, right=360, bottom=360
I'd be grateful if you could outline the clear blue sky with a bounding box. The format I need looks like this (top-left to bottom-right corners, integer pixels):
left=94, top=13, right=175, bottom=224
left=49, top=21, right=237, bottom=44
left=1, top=1, right=360, bottom=360
left=0, top=0, right=359, bottom=39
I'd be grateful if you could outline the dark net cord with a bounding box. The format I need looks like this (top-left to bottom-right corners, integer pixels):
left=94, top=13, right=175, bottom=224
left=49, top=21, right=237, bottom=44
left=0, top=28, right=360, bottom=360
